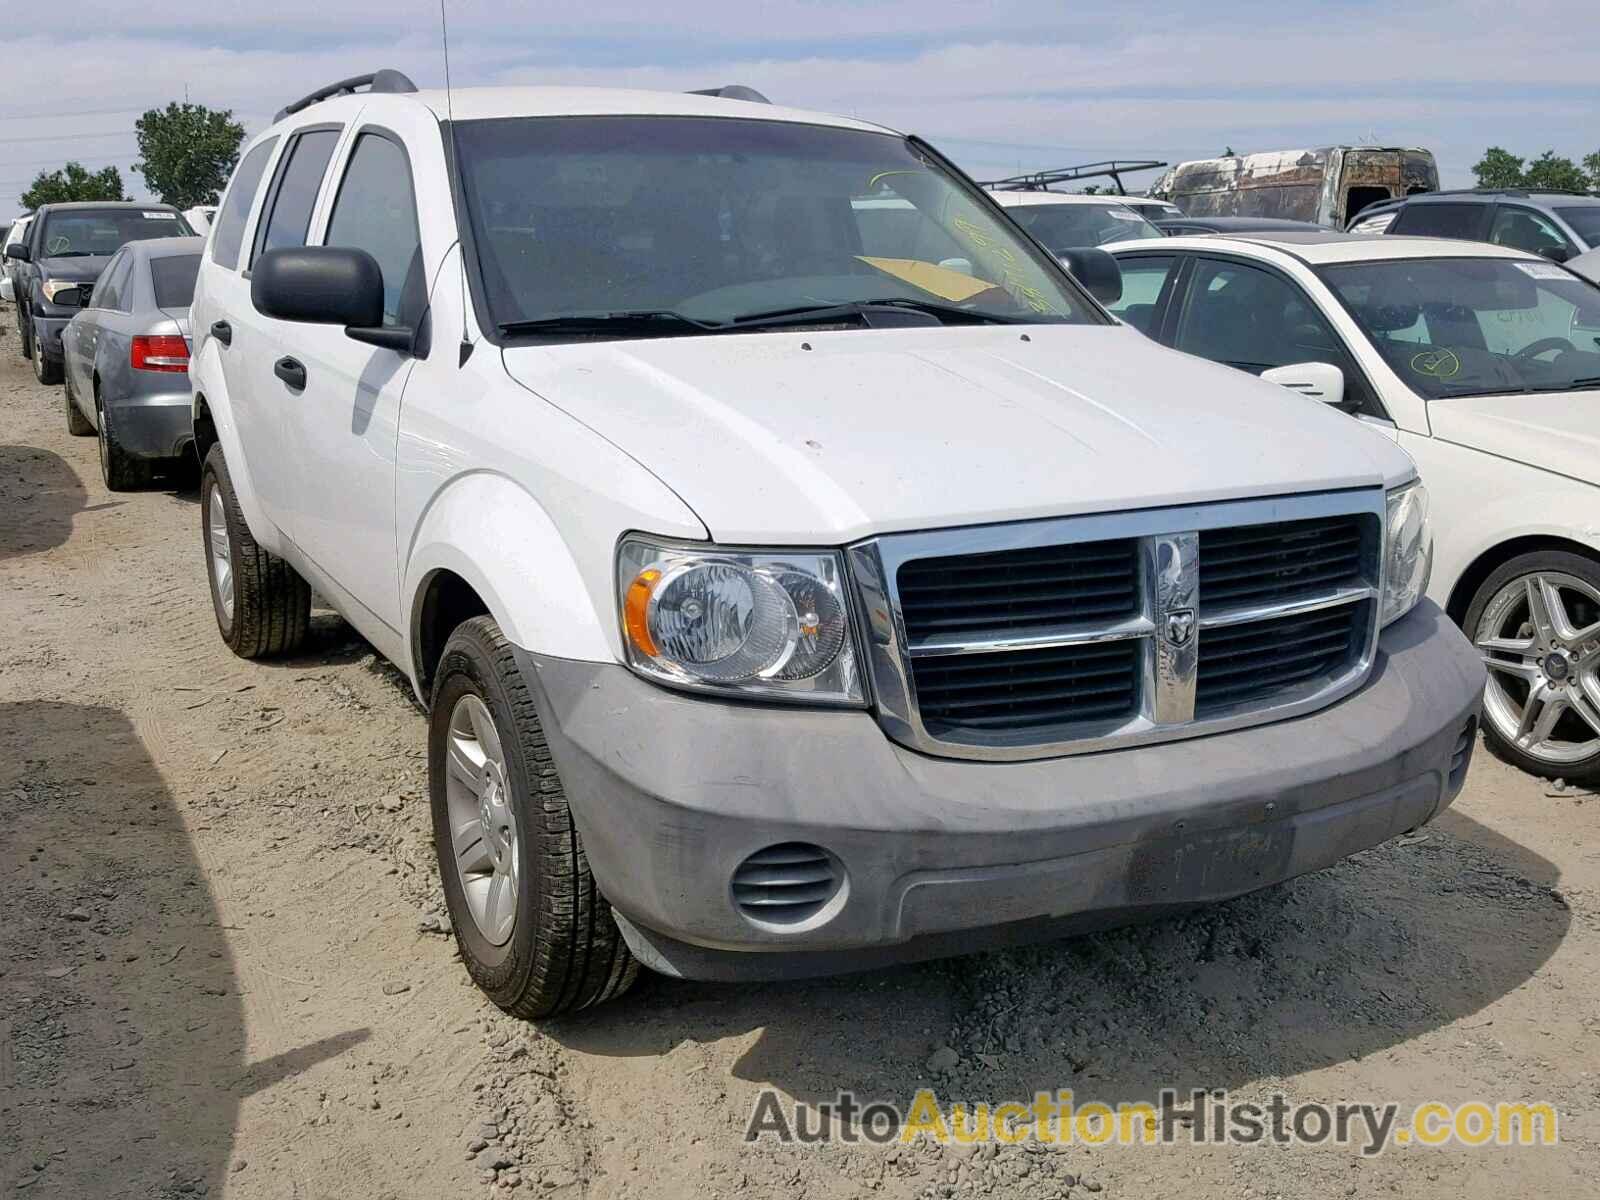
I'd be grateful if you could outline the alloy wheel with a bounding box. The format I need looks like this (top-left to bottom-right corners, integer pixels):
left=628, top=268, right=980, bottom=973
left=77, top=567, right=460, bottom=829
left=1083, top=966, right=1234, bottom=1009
left=206, top=481, right=234, bottom=623
left=1476, top=571, right=1600, bottom=766
left=443, top=694, right=521, bottom=946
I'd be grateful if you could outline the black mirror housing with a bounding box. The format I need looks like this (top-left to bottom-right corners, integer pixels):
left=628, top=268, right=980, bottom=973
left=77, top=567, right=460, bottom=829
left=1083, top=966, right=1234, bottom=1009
left=252, top=246, right=385, bottom=328
left=1056, top=247, right=1123, bottom=305
left=6, top=242, right=30, bottom=262
left=1537, top=245, right=1573, bottom=263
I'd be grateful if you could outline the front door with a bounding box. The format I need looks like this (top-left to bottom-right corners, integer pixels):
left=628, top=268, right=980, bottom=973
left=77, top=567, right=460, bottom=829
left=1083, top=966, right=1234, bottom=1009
left=281, top=124, right=430, bottom=638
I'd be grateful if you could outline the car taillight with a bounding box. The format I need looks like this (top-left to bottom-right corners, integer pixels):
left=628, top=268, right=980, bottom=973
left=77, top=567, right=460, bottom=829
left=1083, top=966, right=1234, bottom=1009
left=131, top=334, right=190, bottom=373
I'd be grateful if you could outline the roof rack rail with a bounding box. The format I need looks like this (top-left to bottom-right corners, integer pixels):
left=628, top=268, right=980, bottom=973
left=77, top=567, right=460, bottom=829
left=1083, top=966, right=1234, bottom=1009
left=1418, top=185, right=1597, bottom=200
left=275, top=69, right=419, bottom=122
left=979, top=159, right=1168, bottom=196
left=687, top=85, right=771, bottom=104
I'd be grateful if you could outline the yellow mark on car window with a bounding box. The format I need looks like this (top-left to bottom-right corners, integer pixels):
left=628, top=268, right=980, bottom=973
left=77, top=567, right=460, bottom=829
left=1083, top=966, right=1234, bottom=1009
left=1410, top=348, right=1461, bottom=379
left=855, top=257, right=998, bottom=303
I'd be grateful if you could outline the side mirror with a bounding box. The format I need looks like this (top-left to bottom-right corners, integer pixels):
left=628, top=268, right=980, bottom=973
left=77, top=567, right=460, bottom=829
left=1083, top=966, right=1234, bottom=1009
left=6, top=242, right=30, bottom=262
left=1537, top=245, right=1574, bottom=263
left=251, top=246, right=415, bottom=353
left=1056, top=247, right=1122, bottom=304
left=1261, top=361, right=1347, bottom=408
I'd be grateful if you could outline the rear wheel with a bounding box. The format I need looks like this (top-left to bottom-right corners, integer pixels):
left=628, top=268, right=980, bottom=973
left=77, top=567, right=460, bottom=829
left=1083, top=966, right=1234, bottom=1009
left=1468, top=550, right=1600, bottom=786
left=97, top=395, right=149, bottom=491
left=200, top=443, right=311, bottom=658
left=429, top=616, right=638, bottom=1018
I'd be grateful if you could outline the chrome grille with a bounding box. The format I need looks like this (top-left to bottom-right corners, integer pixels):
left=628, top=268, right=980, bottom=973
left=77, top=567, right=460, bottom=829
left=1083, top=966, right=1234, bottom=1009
left=848, top=491, right=1384, bottom=760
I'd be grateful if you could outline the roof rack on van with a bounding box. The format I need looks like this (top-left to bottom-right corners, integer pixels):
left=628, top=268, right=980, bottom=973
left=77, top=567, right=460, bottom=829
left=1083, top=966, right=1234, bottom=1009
left=274, top=69, right=419, bottom=122
left=980, top=160, right=1168, bottom=196
left=687, top=85, right=771, bottom=104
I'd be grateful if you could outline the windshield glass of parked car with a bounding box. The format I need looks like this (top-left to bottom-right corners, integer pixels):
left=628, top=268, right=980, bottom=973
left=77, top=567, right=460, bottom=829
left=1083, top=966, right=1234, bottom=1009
left=1007, top=202, right=1164, bottom=248
left=1320, top=257, right=1600, bottom=398
left=37, top=209, right=192, bottom=257
left=453, top=115, right=1095, bottom=332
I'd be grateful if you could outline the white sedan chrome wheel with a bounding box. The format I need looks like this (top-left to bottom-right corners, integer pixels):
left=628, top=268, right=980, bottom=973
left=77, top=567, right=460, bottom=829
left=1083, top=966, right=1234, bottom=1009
left=1476, top=571, right=1600, bottom=767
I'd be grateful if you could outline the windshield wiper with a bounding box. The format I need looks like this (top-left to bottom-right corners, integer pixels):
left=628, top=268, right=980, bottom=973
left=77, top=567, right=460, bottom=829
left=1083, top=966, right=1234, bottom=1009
left=727, top=298, right=1031, bottom=328
left=498, top=310, right=723, bottom=338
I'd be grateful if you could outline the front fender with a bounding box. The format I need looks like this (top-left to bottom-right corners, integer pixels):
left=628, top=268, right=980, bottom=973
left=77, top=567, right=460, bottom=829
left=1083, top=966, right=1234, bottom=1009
left=190, top=338, right=281, bottom=554
left=405, top=471, right=618, bottom=675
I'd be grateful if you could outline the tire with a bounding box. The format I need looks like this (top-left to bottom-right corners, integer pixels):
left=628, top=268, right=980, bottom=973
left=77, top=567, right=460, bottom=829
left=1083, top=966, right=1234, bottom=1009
left=200, top=443, right=311, bottom=658
left=31, top=327, right=61, bottom=384
left=429, top=616, right=638, bottom=1018
left=63, top=370, right=93, bottom=436
left=1465, top=549, right=1600, bottom=786
left=96, top=395, right=149, bottom=491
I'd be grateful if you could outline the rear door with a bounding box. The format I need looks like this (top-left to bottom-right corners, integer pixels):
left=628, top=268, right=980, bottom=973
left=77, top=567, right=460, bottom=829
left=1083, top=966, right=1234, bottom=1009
left=197, top=134, right=284, bottom=524
left=1389, top=201, right=1493, bottom=243
left=68, top=248, right=127, bottom=400
left=281, top=118, right=435, bottom=635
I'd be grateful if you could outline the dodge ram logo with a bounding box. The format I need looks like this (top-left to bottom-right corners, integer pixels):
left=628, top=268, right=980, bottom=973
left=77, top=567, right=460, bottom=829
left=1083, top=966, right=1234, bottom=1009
left=1165, top=608, right=1195, bottom=647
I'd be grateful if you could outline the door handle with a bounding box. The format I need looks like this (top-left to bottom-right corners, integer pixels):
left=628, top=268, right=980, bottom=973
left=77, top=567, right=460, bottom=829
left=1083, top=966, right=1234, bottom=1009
left=274, top=356, right=306, bottom=390
left=210, top=320, right=232, bottom=346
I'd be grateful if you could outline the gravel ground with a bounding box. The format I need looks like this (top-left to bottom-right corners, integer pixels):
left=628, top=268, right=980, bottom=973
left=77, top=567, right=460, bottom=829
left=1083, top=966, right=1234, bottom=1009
left=1, top=313, right=1597, bottom=1198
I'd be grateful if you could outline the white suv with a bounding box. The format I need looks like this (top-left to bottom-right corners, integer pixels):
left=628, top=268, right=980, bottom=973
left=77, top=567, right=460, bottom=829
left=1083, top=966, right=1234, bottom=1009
left=190, top=72, right=1483, bottom=1017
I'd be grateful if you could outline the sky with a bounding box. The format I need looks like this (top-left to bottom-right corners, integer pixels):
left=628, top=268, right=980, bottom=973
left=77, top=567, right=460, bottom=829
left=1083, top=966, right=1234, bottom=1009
left=3, top=0, right=1597, bottom=212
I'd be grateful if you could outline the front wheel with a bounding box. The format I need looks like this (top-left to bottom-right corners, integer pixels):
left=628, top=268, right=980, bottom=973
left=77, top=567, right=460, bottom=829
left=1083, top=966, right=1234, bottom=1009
left=429, top=616, right=637, bottom=1018
left=31, top=329, right=61, bottom=384
left=1467, top=550, right=1600, bottom=785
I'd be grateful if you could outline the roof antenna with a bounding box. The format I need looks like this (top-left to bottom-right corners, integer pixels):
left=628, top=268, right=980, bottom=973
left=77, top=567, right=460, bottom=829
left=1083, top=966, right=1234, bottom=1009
left=440, top=0, right=474, bottom=366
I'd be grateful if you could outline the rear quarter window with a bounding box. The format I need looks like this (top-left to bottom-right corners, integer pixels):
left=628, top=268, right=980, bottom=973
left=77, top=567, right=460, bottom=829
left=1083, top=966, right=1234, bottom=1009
left=211, top=136, right=279, bottom=269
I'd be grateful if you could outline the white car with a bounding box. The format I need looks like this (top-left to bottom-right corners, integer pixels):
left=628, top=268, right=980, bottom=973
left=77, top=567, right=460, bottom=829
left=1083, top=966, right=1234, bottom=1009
left=189, top=72, right=1480, bottom=1015
left=1105, top=231, right=1600, bottom=782
left=1115, top=194, right=1184, bottom=222
left=989, top=190, right=1167, bottom=247
left=183, top=205, right=217, bottom=235
left=3, top=213, right=33, bottom=306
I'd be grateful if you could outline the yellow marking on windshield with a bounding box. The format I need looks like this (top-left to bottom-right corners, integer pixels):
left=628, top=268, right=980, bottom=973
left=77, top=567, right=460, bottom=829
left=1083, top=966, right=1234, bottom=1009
left=855, top=256, right=999, bottom=303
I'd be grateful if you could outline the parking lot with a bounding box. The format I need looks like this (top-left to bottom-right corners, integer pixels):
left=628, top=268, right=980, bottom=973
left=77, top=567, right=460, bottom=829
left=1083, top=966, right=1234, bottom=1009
left=1, top=331, right=1595, bottom=1198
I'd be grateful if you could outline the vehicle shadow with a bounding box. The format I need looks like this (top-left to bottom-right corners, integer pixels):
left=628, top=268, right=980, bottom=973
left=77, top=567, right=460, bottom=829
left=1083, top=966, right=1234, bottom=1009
left=549, top=807, right=1568, bottom=1111
left=0, top=445, right=86, bottom=561
left=0, top=701, right=367, bottom=1196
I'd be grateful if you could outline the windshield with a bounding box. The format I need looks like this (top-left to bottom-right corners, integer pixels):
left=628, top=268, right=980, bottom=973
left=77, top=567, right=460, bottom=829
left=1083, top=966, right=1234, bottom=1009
left=38, top=208, right=192, bottom=257
left=1007, top=201, right=1164, bottom=247
left=1321, top=257, right=1600, bottom=399
left=1555, top=206, right=1600, bottom=249
left=453, top=116, right=1095, bottom=334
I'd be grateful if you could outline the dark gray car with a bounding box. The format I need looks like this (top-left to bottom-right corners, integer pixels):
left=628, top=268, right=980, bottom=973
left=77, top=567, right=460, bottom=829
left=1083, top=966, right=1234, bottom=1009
left=62, top=237, right=202, bottom=490
left=7, top=201, right=193, bottom=385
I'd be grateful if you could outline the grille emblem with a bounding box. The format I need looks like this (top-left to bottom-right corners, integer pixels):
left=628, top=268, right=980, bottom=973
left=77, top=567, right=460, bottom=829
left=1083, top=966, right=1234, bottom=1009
left=1165, top=607, right=1196, bottom=647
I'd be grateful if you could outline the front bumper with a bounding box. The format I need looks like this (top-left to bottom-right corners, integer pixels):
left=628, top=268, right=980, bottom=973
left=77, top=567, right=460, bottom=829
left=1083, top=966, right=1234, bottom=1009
left=32, top=313, right=69, bottom=360
left=518, top=600, right=1483, bottom=981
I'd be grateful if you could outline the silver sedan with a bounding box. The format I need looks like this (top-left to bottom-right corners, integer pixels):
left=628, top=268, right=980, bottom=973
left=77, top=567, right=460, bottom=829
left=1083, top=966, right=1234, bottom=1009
left=62, top=236, right=202, bottom=490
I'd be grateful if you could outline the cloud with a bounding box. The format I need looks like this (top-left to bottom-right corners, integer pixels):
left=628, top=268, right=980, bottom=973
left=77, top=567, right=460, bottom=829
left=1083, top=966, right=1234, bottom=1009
left=2, top=0, right=1596, bottom=207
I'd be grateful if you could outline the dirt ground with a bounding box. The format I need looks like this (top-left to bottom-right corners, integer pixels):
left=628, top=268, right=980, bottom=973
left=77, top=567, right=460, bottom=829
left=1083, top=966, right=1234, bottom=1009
left=1, top=315, right=1597, bottom=1200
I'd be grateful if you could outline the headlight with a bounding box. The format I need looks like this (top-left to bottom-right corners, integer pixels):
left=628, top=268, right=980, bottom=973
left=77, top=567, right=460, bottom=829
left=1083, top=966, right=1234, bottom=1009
left=1380, top=481, right=1431, bottom=626
left=617, top=536, right=864, bottom=705
left=41, top=278, right=82, bottom=304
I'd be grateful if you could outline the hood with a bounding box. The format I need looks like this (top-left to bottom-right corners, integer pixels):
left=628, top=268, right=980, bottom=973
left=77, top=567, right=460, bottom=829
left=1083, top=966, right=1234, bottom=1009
left=1429, top=393, right=1600, bottom=487
left=502, top=324, right=1415, bottom=544
left=35, top=254, right=110, bottom=283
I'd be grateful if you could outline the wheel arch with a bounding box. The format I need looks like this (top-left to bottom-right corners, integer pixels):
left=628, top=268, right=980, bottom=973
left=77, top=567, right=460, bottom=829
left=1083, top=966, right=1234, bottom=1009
left=405, top=472, right=618, bottom=704
left=1446, top=535, right=1600, bottom=626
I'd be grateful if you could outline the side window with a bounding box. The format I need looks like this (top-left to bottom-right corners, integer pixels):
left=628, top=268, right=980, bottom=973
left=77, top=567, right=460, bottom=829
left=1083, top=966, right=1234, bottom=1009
left=1103, top=255, right=1174, bottom=335
left=322, top=133, right=423, bottom=327
left=1390, top=202, right=1488, bottom=241
left=1175, top=258, right=1379, bottom=414
left=252, top=128, right=341, bottom=266
left=1488, top=206, right=1574, bottom=259
left=93, top=252, right=129, bottom=311
left=211, top=136, right=278, bottom=269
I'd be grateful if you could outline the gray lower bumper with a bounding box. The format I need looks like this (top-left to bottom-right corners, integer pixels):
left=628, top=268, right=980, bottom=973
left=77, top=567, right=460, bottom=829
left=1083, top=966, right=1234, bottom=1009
left=517, top=601, right=1483, bottom=982
left=33, top=314, right=68, bottom=360
left=108, top=393, right=194, bottom=458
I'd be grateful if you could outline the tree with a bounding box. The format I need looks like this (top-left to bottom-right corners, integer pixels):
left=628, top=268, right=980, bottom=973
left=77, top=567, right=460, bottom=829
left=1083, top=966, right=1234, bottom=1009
left=20, top=161, right=128, bottom=209
left=133, top=101, right=246, bottom=209
left=1585, top=152, right=1600, bottom=191
left=1522, top=150, right=1588, bottom=193
left=1472, top=147, right=1525, bottom=189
